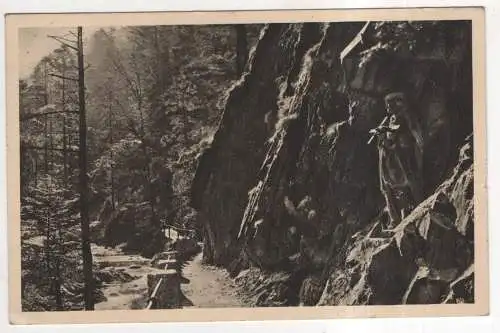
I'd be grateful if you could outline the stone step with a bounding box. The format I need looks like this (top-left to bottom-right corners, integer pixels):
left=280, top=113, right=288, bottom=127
left=95, top=256, right=150, bottom=268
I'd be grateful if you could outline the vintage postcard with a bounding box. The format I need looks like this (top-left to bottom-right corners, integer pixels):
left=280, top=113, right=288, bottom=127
left=5, top=7, right=488, bottom=325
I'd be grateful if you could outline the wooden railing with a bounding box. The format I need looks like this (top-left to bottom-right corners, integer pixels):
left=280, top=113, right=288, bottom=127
left=146, top=277, right=164, bottom=309
left=145, top=251, right=182, bottom=310
left=163, top=224, right=197, bottom=238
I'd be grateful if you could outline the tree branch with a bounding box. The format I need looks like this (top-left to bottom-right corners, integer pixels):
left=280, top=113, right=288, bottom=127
left=71, top=64, right=91, bottom=71
left=100, top=30, right=142, bottom=101
left=48, top=73, right=79, bottom=82
left=50, top=35, right=77, bottom=44
left=21, top=144, right=79, bottom=153
left=47, top=35, right=79, bottom=52
left=112, top=96, right=163, bottom=156
left=21, top=110, right=79, bottom=121
left=111, top=58, right=141, bottom=100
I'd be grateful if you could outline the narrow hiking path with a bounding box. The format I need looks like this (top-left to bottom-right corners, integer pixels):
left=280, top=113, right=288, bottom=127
left=180, top=252, right=247, bottom=308
left=92, top=244, right=163, bottom=310
left=92, top=241, right=247, bottom=309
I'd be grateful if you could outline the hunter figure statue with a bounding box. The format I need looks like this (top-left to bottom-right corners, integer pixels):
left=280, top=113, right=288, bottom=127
left=370, top=92, right=424, bottom=228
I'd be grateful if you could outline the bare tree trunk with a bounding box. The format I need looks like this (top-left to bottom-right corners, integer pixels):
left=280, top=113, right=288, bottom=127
left=43, top=62, right=50, bottom=176
left=235, top=25, right=248, bottom=76
left=108, top=93, right=115, bottom=210
left=53, top=204, right=64, bottom=311
left=44, top=115, right=49, bottom=174
left=62, top=74, right=68, bottom=184
left=153, top=27, right=165, bottom=91
left=43, top=62, right=49, bottom=105
left=48, top=116, right=63, bottom=309
left=137, top=98, right=156, bottom=221
left=54, top=244, right=63, bottom=310
left=53, top=222, right=63, bottom=310
left=63, top=117, right=68, bottom=180
left=34, top=156, right=38, bottom=186
left=44, top=205, right=52, bottom=298
left=77, top=26, right=94, bottom=310
left=182, top=107, right=189, bottom=142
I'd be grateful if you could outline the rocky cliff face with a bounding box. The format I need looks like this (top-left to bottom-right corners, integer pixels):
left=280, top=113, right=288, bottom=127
left=191, top=20, right=474, bottom=306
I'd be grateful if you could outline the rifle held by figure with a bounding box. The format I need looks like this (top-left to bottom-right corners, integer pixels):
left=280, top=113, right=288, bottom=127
left=367, top=116, right=401, bottom=145
left=368, top=116, right=389, bottom=144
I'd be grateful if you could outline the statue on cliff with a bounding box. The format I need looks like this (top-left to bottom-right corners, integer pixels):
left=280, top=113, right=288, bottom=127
left=369, top=92, right=424, bottom=228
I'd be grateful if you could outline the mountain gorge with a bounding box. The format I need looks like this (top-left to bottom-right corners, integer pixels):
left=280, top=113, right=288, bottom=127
left=190, top=20, right=475, bottom=306
left=19, top=19, right=477, bottom=311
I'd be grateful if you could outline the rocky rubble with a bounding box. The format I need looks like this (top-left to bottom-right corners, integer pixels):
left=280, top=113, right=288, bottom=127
left=318, top=136, right=474, bottom=305
left=191, top=21, right=475, bottom=305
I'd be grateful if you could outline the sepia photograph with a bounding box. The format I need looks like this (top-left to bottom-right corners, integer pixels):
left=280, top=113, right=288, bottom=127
left=5, top=7, right=488, bottom=324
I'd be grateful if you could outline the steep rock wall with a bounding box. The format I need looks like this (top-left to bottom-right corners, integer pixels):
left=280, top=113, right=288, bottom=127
left=191, top=23, right=335, bottom=266
left=191, top=20, right=474, bottom=305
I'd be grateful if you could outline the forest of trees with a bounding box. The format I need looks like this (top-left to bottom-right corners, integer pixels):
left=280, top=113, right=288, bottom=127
left=20, top=24, right=262, bottom=311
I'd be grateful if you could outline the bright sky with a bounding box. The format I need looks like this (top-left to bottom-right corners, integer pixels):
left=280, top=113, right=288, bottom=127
left=18, top=26, right=101, bottom=79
